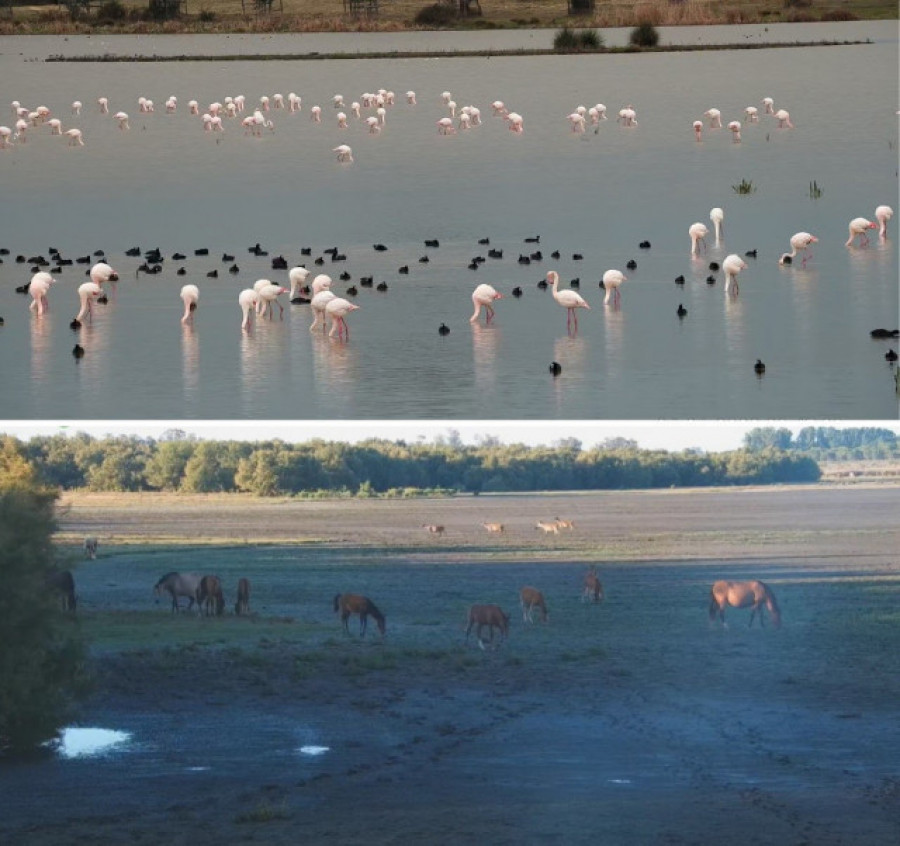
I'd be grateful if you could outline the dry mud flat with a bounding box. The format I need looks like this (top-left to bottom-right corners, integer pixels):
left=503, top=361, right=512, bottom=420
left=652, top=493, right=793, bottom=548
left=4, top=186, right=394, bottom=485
left=3, top=486, right=900, bottom=845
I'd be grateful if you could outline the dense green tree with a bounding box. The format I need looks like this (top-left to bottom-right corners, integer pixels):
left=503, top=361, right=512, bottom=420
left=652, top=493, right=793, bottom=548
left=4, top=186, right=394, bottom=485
left=144, top=441, right=195, bottom=491
left=0, top=446, right=87, bottom=755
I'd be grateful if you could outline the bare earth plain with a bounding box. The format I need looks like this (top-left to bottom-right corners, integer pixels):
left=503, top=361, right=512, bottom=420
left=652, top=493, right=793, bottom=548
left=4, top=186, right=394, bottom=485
left=3, top=485, right=899, bottom=845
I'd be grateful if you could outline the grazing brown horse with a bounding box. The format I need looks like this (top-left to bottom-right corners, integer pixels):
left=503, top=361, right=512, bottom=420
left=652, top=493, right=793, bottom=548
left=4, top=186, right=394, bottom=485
left=465, top=604, right=510, bottom=649
left=710, top=580, right=781, bottom=628
left=154, top=572, right=203, bottom=614
left=47, top=569, right=77, bottom=612
left=519, top=586, right=548, bottom=623
left=333, top=593, right=386, bottom=637
left=582, top=568, right=604, bottom=603
left=234, top=577, right=251, bottom=616
left=197, top=575, right=225, bottom=617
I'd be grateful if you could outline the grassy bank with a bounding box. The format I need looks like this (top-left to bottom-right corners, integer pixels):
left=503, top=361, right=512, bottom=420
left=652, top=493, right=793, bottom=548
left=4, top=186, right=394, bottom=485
left=1, top=0, right=895, bottom=36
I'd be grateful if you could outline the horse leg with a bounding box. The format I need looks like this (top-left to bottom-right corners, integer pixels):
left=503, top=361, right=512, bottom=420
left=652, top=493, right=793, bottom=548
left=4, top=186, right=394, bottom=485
left=359, top=612, right=367, bottom=637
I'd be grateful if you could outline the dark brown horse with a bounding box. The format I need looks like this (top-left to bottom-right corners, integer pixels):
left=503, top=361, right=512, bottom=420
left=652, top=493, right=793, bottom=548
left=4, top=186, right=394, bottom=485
left=519, top=586, right=548, bottom=624
left=196, top=575, right=225, bottom=617
left=234, top=577, right=251, bottom=616
left=465, top=604, right=510, bottom=649
left=333, top=593, right=386, bottom=637
left=709, top=580, right=781, bottom=628
left=47, top=569, right=76, bottom=612
left=582, top=567, right=604, bottom=603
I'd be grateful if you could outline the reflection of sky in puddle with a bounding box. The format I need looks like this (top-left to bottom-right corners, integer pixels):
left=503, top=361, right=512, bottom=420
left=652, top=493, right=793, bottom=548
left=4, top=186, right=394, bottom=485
left=299, top=745, right=330, bottom=757
left=56, top=727, right=131, bottom=759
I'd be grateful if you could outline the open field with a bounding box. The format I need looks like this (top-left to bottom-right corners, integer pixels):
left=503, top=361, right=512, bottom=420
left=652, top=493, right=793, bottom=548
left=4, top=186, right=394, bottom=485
left=2, top=0, right=896, bottom=34
left=1, top=485, right=897, bottom=844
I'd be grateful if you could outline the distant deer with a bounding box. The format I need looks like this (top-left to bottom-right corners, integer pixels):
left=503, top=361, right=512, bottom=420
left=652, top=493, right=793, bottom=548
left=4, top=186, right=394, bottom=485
left=535, top=521, right=560, bottom=535
left=554, top=517, right=575, bottom=530
left=482, top=522, right=505, bottom=533
left=423, top=524, right=445, bottom=536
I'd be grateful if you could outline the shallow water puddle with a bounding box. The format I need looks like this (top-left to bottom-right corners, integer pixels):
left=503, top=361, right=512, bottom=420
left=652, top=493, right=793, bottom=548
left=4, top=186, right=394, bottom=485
left=56, top=727, right=132, bottom=759
left=298, top=745, right=330, bottom=757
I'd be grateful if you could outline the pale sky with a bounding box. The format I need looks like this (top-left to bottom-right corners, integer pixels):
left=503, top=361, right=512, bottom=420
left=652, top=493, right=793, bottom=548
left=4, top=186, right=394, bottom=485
left=3, top=420, right=898, bottom=452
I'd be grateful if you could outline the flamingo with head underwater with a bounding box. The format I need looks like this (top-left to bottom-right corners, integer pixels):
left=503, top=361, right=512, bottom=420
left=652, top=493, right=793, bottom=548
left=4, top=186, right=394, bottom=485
left=470, top=284, right=503, bottom=324
left=180, top=284, right=199, bottom=323
left=600, top=269, right=626, bottom=306
left=779, top=232, right=818, bottom=267
left=723, top=254, right=747, bottom=295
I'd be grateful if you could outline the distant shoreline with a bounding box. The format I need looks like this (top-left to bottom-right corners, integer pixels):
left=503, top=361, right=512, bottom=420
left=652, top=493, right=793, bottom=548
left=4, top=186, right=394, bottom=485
left=46, top=39, right=869, bottom=61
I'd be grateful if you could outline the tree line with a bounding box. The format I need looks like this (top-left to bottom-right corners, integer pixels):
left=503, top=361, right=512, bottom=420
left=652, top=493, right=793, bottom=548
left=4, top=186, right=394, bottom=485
left=743, top=427, right=899, bottom=461
left=6, top=433, right=823, bottom=497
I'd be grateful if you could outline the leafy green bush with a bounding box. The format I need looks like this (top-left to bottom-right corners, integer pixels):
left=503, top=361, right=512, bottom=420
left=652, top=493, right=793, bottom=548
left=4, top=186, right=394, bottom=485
left=0, top=442, right=88, bottom=756
left=553, top=26, right=604, bottom=52
left=629, top=22, right=659, bottom=47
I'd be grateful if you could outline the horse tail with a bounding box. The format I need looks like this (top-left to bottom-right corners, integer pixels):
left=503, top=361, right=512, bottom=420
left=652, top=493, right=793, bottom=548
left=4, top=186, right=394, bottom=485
left=764, top=582, right=782, bottom=627
left=708, top=586, right=721, bottom=621
left=333, top=593, right=342, bottom=614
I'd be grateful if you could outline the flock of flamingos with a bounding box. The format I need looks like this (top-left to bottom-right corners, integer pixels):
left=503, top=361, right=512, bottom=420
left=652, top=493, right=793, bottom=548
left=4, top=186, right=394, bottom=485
left=5, top=88, right=895, bottom=363
left=67, top=526, right=781, bottom=651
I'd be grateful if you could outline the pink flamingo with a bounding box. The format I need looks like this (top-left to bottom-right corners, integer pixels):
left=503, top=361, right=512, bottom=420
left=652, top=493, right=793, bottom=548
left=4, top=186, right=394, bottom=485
left=470, top=284, right=503, bottom=324
left=693, top=120, right=703, bottom=142
left=689, top=222, right=709, bottom=256
left=29, top=271, right=55, bottom=315
left=289, top=266, right=311, bottom=300
left=256, top=283, right=288, bottom=319
left=71, top=100, right=82, bottom=115
left=846, top=217, right=877, bottom=248
left=505, top=112, right=524, bottom=133
left=406, top=91, right=417, bottom=105
left=310, top=290, right=336, bottom=332
left=310, top=106, right=322, bottom=122
left=600, top=269, right=626, bottom=306
left=75, top=282, right=102, bottom=323
left=90, top=262, right=119, bottom=284
left=774, top=109, right=793, bottom=129
left=779, top=232, right=818, bottom=266
left=547, top=271, right=590, bottom=331
left=875, top=205, right=893, bottom=239
left=239, top=289, right=260, bottom=331
left=727, top=120, right=742, bottom=143
left=762, top=97, right=775, bottom=115
left=326, top=297, right=359, bottom=340
left=180, top=285, right=199, bottom=324
left=98, top=97, right=109, bottom=114
left=65, top=128, right=84, bottom=146
left=333, top=144, right=353, bottom=162
left=723, top=254, right=747, bottom=295
left=311, top=274, right=333, bottom=296
left=744, top=106, right=759, bottom=123
left=704, top=108, right=722, bottom=129
left=710, top=207, right=724, bottom=244
left=114, top=111, right=130, bottom=130
left=436, top=117, right=455, bottom=135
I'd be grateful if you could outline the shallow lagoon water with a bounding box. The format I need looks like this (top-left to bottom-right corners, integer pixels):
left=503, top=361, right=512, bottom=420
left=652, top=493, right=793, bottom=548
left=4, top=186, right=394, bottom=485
left=0, top=26, right=897, bottom=419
